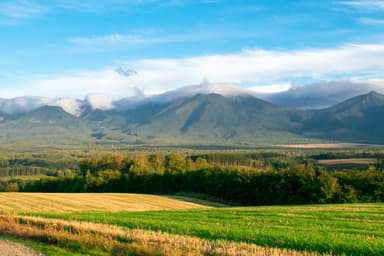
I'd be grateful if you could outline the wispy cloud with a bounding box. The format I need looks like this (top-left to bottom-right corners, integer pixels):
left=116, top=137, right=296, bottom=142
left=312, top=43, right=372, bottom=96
left=4, top=43, right=384, bottom=98
left=70, top=33, right=198, bottom=47
left=340, top=0, right=384, bottom=9
left=0, top=0, right=49, bottom=20
left=70, top=31, right=236, bottom=48
left=359, top=17, right=384, bottom=25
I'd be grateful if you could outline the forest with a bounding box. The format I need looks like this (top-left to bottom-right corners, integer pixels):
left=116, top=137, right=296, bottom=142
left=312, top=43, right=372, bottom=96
left=1, top=151, right=383, bottom=205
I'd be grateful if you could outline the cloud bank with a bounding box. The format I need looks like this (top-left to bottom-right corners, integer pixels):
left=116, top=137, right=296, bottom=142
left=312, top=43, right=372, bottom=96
left=261, top=80, right=384, bottom=108
left=2, top=43, right=384, bottom=99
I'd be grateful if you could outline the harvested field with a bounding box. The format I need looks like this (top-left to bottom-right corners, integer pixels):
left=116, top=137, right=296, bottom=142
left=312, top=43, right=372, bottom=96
left=276, top=143, right=377, bottom=149
left=0, top=193, right=209, bottom=213
left=317, top=158, right=378, bottom=165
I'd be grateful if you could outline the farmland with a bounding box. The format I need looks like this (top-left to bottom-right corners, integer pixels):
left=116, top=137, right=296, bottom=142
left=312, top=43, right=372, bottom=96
left=0, top=193, right=209, bottom=213
left=317, top=158, right=378, bottom=165
left=34, top=203, right=384, bottom=256
left=0, top=193, right=383, bottom=255
left=0, top=150, right=383, bottom=255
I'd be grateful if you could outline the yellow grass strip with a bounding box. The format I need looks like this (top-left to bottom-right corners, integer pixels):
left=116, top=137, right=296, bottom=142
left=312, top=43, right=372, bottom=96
left=276, top=143, right=367, bottom=149
left=317, top=158, right=377, bottom=165
left=0, top=215, right=332, bottom=256
left=0, top=193, right=209, bottom=213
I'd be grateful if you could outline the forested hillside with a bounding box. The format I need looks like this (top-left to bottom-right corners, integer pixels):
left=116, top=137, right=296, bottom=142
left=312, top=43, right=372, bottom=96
left=0, top=91, right=383, bottom=145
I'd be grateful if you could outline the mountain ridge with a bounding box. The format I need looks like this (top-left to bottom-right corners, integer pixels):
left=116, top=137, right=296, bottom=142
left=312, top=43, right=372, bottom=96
left=0, top=90, right=383, bottom=145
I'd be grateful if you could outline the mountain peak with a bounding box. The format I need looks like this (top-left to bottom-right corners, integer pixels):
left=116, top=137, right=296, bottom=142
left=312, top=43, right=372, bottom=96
left=360, top=90, right=384, bottom=104
left=366, top=90, right=383, bottom=98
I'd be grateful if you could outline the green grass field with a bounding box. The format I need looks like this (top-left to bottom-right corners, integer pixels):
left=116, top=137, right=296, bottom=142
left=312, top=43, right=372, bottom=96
left=32, top=203, right=384, bottom=256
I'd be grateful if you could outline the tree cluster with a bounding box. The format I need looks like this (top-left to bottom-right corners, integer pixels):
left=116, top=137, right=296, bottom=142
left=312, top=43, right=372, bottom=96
left=9, top=153, right=383, bottom=205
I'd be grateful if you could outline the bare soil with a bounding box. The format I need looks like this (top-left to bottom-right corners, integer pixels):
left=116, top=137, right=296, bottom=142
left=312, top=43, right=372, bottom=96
left=0, top=239, right=42, bottom=256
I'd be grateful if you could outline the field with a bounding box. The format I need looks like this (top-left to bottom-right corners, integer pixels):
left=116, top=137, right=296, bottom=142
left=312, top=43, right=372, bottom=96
left=0, top=193, right=209, bottom=213
left=275, top=143, right=371, bottom=149
left=317, top=158, right=378, bottom=165
left=316, top=158, right=379, bottom=170
left=0, top=193, right=383, bottom=255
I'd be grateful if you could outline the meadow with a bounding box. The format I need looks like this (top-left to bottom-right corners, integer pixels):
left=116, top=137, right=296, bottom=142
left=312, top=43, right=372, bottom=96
left=0, top=193, right=382, bottom=255
left=35, top=203, right=384, bottom=256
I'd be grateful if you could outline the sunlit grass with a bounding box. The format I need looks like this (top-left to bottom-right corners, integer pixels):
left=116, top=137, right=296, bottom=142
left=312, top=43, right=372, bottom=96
left=35, top=204, right=384, bottom=256
left=0, top=193, right=209, bottom=213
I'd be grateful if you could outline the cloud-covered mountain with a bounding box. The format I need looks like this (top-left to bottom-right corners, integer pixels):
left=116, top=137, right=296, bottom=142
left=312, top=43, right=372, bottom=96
left=0, top=95, right=115, bottom=116
left=0, top=90, right=384, bottom=145
left=1, top=80, right=384, bottom=116
left=262, top=80, right=384, bottom=109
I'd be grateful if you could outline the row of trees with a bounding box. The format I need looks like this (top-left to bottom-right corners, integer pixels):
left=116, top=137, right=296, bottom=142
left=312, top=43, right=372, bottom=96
left=4, top=153, right=380, bottom=205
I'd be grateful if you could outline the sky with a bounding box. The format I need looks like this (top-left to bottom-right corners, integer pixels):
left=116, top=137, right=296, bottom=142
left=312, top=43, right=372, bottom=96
left=1, top=0, right=384, bottom=99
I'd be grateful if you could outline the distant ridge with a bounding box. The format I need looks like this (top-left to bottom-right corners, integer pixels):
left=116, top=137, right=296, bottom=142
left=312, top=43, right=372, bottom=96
left=0, top=91, right=383, bottom=145
left=301, top=91, right=384, bottom=143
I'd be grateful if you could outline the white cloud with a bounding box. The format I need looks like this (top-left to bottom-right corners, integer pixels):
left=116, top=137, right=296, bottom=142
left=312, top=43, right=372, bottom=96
left=248, top=83, right=293, bottom=94
left=3, top=43, right=384, bottom=99
left=0, top=0, right=49, bottom=20
left=262, top=79, right=384, bottom=108
left=70, top=32, right=220, bottom=48
left=86, top=95, right=113, bottom=110
left=52, top=98, right=82, bottom=116
left=340, top=0, right=384, bottom=9
left=0, top=69, right=140, bottom=99
left=0, top=96, right=83, bottom=116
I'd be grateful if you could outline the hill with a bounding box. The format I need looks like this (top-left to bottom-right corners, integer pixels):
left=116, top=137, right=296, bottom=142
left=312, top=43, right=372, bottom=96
left=301, top=91, right=384, bottom=143
left=0, top=106, right=94, bottom=144
left=132, top=93, right=308, bottom=144
left=0, top=91, right=383, bottom=146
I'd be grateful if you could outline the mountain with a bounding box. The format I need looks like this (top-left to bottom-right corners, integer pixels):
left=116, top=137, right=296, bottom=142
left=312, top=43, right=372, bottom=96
left=131, top=93, right=306, bottom=144
left=0, top=91, right=383, bottom=146
left=0, top=106, right=93, bottom=144
left=301, top=91, right=384, bottom=143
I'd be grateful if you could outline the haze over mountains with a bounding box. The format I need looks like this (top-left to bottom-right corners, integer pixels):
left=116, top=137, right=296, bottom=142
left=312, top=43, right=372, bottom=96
left=0, top=82, right=383, bottom=146
left=1, top=80, right=384, bottom=116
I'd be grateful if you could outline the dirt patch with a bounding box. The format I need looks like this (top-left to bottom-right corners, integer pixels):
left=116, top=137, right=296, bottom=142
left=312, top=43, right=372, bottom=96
left=0, top=239, right=42, bottom=256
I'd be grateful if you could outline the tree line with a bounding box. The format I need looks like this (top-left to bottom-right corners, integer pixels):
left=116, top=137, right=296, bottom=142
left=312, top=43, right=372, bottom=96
left=0, top=153, right=379, bottom=205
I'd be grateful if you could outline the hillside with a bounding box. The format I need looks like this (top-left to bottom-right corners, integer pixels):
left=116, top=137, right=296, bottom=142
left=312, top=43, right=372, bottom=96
left=301, top=91, right=384, bottom=143
left=133, top=93, right=307, bottom=144
left=0, top=91, right=382, bottom=145
left=0, top=106, right=94, bottom=144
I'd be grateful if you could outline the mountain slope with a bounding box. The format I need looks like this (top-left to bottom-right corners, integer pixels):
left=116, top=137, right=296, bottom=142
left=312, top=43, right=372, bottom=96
left=134, top=94, right=307, bottom=144
left=0, top=106, right=93, bottom=144
left=301, top=91, right=384, bottom=143
left=0, top=92, right=382, bottom=146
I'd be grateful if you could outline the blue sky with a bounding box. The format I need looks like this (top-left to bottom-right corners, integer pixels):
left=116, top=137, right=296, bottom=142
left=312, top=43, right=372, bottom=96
left=1, top=0, right=384, bottom=98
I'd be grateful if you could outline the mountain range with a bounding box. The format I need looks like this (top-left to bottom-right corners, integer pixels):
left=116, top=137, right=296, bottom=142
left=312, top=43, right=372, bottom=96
left=0, top=85, right=383, bottom=146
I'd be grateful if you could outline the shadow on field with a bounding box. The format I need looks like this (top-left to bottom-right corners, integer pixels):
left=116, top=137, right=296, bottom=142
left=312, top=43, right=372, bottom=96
left=167, top=194, right=229, bottom=208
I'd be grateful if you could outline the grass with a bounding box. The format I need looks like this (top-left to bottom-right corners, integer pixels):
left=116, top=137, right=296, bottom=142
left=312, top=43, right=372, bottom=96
left=0, top=215, right=321, bottom=256
left=33, top=204, right=384, bottom=256
left=0, top=193, right=209, bottom=213
left=1, top=193, right=383, bottom=255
